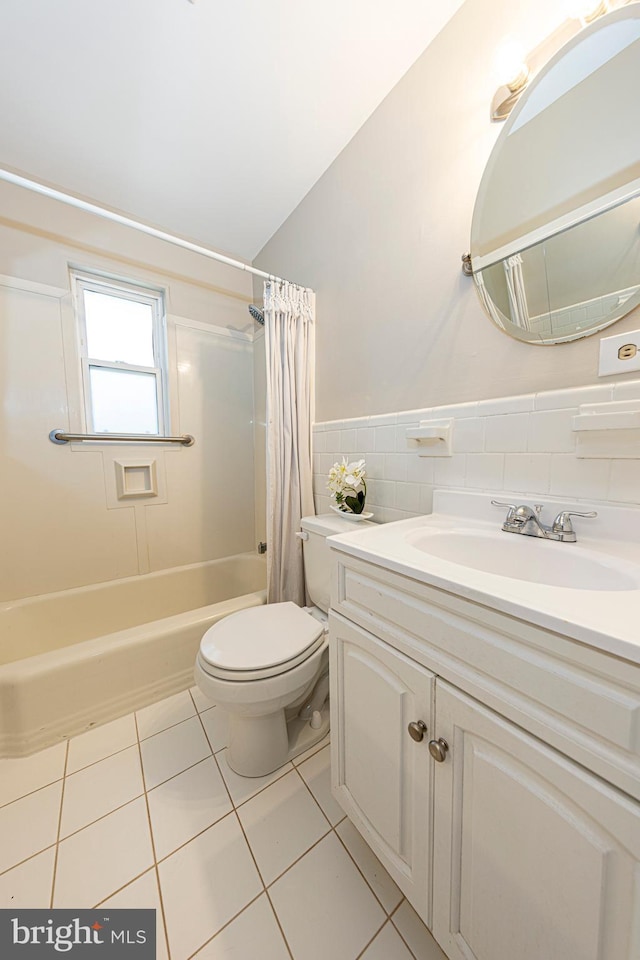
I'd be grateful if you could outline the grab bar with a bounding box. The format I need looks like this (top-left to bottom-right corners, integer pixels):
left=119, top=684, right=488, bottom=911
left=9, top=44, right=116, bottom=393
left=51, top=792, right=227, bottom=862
left=49, top=430, right=195, bottom=446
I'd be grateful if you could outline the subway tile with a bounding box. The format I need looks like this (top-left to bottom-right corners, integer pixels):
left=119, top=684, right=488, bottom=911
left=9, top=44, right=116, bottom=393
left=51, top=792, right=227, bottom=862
left=380, top=508, right=418, bottom=522
left=549, top=455, right=611, bottom=501
left=484, top=414, right=529, bottom=453
left=406, top=456, right=435, bottom=484
left=534, top=384, right=613, bottom=410
left=612, top=379, right=640, bottom=402
left=464, top=454, right=505, bottom=491
left=312, top=431, right=327, bottom=453
left=433, top=455, right=466, bottom=488
left=364, top=453, right=385, bottom=478
left=385, top=454, right=409, bottom=483
left=528, top=409, right=576, bottom=454
left=339, top=429, right=358, bottom=454
left=453, top=418, right=485, bottom=453
left=357, top=427, right=375, bottom=450
left=419, top=485, right=435, bottom=514
left=477, top=394, right=535, bottom=416
left=608, top=460, right=640, bottom=502
left=503, top=455, right=551, bottom=495
left=367, top=479, right=396, bottom=508
left=368, top=414, right=398, bottom=428
left=395, top=482, right=422, bottom=512
left=374, top=426, right=397, bottom=453
left=323, top=430, right=341, bottom=450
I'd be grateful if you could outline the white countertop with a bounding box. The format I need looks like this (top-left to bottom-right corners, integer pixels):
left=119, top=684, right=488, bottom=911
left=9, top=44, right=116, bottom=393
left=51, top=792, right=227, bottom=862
left=327, top=491, right=640, bottom=665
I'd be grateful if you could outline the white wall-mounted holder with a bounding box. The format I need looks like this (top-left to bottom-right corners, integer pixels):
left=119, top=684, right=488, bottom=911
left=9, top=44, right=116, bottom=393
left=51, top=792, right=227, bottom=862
left=405, top=419, right=453, bottom=457
left=573, top=400, right=640, bottom=458
left=115, top=460, right=159, bottom=499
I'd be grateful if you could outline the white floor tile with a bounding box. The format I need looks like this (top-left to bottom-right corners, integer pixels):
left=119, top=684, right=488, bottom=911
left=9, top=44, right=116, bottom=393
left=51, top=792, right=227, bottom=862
left=269, top=832, right=385, bottom=960
left=0, top=782, right=62, bottom=874
left=140, top=717, right=211, bottom=790
left=190, top=685, right=216, bottom=714
left=193, top=893, right=289, bottom=959
left=199, top=706, right=229, bottom=753
left=0, top=847, right=56, bottom=908
left=216, top=750, right=293, bottom=808
left=60, top=746, right=144, bottom=838
left=238, top=770, right=330, bottom=884
left=361, top=921, right=414, bottom=959
left=158, top=813, right=262, bottom=960
left=0, top=741, right=67, bottom=808
left=148, top=758, right=232, bottom=861
left=67, top=714, right=138, bottom=774
left=99, top=868, right=169, bottom=960
left=392, top=901, right=447, bottom=960
left=54, top=798, right=154, bottom=908
left=297, top=745, right=344, bottom=825
left=336, top=819, right=402, bottom=914
left=136, top=690, right=196, bottom=740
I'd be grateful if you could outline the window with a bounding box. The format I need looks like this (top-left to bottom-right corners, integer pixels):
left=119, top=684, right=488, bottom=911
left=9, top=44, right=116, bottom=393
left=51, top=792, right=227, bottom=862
left=72, top=271, right=168, bottom=435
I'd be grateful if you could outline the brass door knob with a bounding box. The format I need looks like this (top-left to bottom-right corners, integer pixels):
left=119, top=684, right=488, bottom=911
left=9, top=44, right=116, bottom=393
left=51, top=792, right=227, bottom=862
left=407, top=720, right=427, bottom=742
left=428, top=738, right=449, bottom=762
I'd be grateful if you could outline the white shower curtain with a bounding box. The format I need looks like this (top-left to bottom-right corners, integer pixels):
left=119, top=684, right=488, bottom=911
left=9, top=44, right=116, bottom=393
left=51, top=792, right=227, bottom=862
left=504, top=253, right=531, bottom=331
left=264, top=280, right=316, bottom=605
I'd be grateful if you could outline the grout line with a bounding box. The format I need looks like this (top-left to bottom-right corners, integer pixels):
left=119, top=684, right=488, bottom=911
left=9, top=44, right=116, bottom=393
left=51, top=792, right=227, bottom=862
left=65, top=737, right=138, bottom=777
left=332, top=822, right=400, bottom=919
left=389, top=900, right=424, bottom=960
left=0, top=774, right=67, bottom=811
left=92, top=865, right=157, bottom=909
left=353, top=917, right=390, bottom=960
left=264, top=887, right=295, bottom=960
left=291, top=760, right=334, bottom=830
left=49, top=739, right=70, bottom=908
left=183, top=890, right=265, bottom=960
left=133, top=711, right=172, bottom=960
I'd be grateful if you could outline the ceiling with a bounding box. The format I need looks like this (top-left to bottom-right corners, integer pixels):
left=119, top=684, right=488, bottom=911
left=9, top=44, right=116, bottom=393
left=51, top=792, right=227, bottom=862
left=0, top=0, right=465, bottom=262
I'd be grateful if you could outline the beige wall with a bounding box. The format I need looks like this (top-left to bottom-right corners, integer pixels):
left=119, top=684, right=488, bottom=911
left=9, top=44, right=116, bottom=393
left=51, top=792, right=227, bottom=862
left=254, top=0, right=640, bottom=423
left=0, top=185, right=258, bottom=601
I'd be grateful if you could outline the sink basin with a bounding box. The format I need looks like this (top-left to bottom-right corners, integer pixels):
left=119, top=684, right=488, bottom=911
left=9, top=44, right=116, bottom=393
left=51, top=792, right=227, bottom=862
left=405, top=529, right=640, bottom=591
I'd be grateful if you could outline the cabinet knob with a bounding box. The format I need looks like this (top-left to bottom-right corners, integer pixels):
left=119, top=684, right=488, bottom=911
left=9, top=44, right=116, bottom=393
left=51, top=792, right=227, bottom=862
left=407, top=720, right=428, bottom=742
left=428, top=738, right=449, bottom=762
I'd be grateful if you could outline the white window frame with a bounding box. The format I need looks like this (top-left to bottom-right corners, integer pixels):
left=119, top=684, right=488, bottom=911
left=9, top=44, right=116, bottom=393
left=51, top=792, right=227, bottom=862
left=71, top=270, right=169, bottom=436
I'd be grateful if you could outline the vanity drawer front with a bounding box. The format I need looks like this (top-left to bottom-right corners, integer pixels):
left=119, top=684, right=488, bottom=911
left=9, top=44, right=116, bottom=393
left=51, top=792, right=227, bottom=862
left=332, top=553, right=640, bottom=801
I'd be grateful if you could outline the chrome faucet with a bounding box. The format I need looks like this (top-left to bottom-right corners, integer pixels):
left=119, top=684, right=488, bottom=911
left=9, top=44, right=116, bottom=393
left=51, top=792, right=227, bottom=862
left=491, top=500, right=597, bottom=543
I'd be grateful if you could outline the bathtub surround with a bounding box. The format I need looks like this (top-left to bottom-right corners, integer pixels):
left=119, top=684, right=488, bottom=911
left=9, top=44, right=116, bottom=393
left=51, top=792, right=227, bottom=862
left=312, top=380, right=640, bottom=523
left=254, top=0, right=640, bottom=422
left=0, top=181, right=261, bottom=602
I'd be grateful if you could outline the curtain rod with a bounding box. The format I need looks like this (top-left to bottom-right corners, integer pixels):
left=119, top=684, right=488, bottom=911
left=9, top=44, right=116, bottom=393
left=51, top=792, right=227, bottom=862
left=0, top=168, right=291, bottom=286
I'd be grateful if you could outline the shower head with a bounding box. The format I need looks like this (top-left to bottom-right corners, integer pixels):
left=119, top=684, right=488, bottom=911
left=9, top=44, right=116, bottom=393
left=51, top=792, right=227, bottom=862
left=248, top=304, right=264, bottom=326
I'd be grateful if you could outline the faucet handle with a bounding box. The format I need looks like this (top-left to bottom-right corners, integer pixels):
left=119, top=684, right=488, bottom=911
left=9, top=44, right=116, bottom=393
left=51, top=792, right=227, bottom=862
left=491, top=499, right=518, bottom=520
left=552, top=510, right=598, bottom=535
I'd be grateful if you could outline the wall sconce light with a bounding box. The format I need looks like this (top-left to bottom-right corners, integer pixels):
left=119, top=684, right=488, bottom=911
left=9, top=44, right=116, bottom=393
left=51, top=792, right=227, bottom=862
left=490, top=0, right=618, bottom=122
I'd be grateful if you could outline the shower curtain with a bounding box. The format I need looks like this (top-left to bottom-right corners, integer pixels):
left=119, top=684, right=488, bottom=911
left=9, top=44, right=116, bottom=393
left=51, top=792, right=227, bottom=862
left=264, top=280, right=316, bottom=605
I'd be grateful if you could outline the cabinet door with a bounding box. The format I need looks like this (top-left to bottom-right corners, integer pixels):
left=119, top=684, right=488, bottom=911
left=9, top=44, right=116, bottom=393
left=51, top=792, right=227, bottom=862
left=432, top=680, right=640, bottom=960
left=330, top=612, right=434, bottom=922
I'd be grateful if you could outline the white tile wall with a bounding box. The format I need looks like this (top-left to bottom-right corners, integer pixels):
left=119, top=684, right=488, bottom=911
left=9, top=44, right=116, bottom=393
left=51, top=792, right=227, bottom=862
left=313, top=381, right=640, bottom=521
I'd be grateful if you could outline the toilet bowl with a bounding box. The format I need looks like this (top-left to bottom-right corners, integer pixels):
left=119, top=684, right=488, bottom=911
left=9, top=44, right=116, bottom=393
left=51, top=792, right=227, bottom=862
left=194, top=513, right=375, bottom=777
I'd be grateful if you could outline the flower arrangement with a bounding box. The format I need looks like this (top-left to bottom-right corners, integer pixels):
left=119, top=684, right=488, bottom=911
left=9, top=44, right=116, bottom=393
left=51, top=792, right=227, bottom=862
left=327, top=457, right=367, bottom=514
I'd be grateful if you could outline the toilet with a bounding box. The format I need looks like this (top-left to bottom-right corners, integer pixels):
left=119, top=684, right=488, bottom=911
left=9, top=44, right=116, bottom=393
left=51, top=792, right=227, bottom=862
left=194, top=513, right=374, bottom=777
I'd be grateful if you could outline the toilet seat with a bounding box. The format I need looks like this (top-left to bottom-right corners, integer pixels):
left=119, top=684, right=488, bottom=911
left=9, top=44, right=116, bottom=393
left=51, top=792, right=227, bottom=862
left=198, top=601, right=326, bottom=682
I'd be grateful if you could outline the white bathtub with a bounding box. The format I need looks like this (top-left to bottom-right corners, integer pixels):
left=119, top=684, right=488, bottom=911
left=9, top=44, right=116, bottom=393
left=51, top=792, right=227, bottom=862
left=0, top=553, right=266, bottom=756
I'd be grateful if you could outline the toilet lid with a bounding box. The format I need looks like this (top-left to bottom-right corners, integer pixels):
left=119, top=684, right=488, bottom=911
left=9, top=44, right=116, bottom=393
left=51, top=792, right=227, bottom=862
left=199, top=601, right=325, bottom=673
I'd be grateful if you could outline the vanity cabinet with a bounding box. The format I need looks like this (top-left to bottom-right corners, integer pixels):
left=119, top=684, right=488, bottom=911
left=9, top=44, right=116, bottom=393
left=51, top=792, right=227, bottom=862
left=329, top=551, right=640, bottom=960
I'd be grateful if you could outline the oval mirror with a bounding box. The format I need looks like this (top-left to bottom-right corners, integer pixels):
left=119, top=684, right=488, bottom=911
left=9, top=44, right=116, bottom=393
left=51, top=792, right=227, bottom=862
left=470, top=5, right=640, bottom=344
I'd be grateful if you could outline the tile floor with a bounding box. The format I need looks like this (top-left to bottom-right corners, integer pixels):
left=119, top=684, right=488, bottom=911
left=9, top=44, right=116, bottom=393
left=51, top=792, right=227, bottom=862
left=0, top=688, right=447, bottom=960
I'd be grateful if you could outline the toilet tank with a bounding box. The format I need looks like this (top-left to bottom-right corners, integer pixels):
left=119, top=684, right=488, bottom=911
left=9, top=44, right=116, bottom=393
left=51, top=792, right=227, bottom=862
left=300, top=513, right=375, bottom=612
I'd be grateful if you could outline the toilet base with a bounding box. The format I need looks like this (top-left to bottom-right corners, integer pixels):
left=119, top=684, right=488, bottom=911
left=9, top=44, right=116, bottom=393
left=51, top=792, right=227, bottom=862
left=226, top=702, right=330, bottom=778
